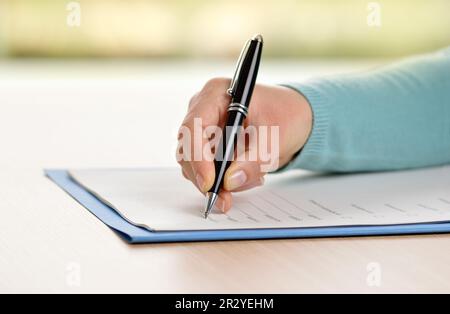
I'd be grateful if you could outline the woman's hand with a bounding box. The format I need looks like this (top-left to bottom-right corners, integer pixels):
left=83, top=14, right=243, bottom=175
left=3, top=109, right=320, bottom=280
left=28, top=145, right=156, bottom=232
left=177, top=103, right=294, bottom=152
left=176, top=78, right=312, bottom=213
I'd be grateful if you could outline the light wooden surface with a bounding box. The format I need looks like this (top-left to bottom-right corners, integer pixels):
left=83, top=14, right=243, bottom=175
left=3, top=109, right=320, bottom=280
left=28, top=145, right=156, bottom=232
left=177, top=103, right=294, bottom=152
left=1, top=60, right=449, bottom=293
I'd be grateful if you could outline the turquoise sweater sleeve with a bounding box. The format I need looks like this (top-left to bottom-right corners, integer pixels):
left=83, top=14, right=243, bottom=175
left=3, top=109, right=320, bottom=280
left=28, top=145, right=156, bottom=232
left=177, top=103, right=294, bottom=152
left=283, top=47, right=450, bottom=173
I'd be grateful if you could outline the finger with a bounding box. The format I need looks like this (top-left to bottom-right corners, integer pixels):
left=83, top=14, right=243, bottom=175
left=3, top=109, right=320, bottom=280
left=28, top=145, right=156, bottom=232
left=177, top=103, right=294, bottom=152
left=214, top=190, right=232, bottom=213
left=223, top=149, right=266, bottom=192
left=177, top=120, right=215, bottom=192
left=187, top=78, right=231, bottom=122
left=179, top=79, right=231, bottom=193
left=230, top=176, right=265, bottom=193
left=179, top=159, right=210, bottom=194
left=179, top=134, right=215, bottom=193
left=181, top=167, right=190, bottom=180
left=180, top=161, right=195, bottom=183
left=176, top=141, right=196, bottom=182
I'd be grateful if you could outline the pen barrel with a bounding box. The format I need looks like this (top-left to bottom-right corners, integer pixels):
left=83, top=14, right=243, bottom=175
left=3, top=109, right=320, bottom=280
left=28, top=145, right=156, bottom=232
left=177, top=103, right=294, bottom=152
left=209, top=111, right=245, bottom=194
left=232, top=39, right=263, bottom=107
left=208, top=36, right=263, bottom=196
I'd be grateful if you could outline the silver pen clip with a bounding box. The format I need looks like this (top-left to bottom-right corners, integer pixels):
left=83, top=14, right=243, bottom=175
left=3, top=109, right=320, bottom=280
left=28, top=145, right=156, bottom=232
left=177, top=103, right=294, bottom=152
left=227, top=39, right=251, bottom=97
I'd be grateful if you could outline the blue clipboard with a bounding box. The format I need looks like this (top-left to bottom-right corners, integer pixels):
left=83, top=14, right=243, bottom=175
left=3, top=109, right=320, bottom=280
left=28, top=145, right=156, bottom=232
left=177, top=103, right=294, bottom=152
left=45, top=169, right=450, bottom=244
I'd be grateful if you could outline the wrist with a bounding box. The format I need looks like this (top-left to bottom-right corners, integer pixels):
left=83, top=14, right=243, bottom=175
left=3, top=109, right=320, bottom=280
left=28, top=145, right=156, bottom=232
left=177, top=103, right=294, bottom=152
left=278, top=86, right=313, bottom=168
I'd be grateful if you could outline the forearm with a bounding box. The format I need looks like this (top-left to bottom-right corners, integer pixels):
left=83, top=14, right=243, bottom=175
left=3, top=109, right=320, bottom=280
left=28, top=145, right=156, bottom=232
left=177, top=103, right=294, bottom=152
left=283, top=47, right=450, bottom=172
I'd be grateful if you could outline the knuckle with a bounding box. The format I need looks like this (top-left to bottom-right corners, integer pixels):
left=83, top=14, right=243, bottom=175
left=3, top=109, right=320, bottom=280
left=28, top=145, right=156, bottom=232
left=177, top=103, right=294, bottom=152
left=175, top=152, right=184, bottom=164
left=204, top=77, right=229, bottom=90
left=176, top=151, right=183, bottom=163
left=188, top=92, right=200, bottom=110
left=181, top=168, right=189, bottom=180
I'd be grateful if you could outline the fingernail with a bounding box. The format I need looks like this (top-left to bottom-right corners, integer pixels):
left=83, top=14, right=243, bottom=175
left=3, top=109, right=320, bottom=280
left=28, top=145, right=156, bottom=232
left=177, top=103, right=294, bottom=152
left=195, top=173, right=205, bottom=192
left=227, top=170, right=247, bottom=190
left=215, top=197, right=226, bottom=213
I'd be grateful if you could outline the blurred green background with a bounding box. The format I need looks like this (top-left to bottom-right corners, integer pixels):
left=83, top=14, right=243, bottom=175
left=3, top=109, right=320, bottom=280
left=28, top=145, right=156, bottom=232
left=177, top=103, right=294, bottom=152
left=0, top=0, right=449, bottom=59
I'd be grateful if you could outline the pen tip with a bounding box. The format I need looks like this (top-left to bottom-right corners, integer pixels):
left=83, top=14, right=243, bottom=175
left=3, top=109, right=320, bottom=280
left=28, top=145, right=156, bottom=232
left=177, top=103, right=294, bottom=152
left=204, top=192, right=219, bottom=219
left=252, top=34, right=263, bottom=43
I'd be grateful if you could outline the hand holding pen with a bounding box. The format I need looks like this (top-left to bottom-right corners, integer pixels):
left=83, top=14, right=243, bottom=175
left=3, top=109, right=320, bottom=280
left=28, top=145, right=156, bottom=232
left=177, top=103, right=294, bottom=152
left=176, top=35, right=313, bottom=215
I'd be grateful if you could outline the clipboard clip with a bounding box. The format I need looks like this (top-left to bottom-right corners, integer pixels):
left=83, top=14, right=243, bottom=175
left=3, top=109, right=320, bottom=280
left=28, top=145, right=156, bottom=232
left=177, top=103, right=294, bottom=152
left=227, top=39, right=251, bottom=97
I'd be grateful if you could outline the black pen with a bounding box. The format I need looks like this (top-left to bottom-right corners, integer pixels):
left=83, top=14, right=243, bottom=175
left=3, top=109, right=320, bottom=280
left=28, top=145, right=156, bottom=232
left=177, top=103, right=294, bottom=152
left=204, top=34, right=264, bottom=219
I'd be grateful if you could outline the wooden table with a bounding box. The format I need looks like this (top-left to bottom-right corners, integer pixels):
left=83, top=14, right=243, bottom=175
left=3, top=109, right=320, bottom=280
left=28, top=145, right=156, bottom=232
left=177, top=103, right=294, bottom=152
left=1, top=60, right=449, bottom=293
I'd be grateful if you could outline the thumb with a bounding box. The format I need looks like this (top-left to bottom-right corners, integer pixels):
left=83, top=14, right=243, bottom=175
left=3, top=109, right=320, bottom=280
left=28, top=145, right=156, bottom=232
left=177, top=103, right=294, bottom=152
left=223, top=149, right=269, bottom=192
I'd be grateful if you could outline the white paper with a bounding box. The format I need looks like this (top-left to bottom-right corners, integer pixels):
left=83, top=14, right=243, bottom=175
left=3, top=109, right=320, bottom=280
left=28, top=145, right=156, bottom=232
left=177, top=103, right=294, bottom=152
left=69, top=166, right=450, bottom=231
